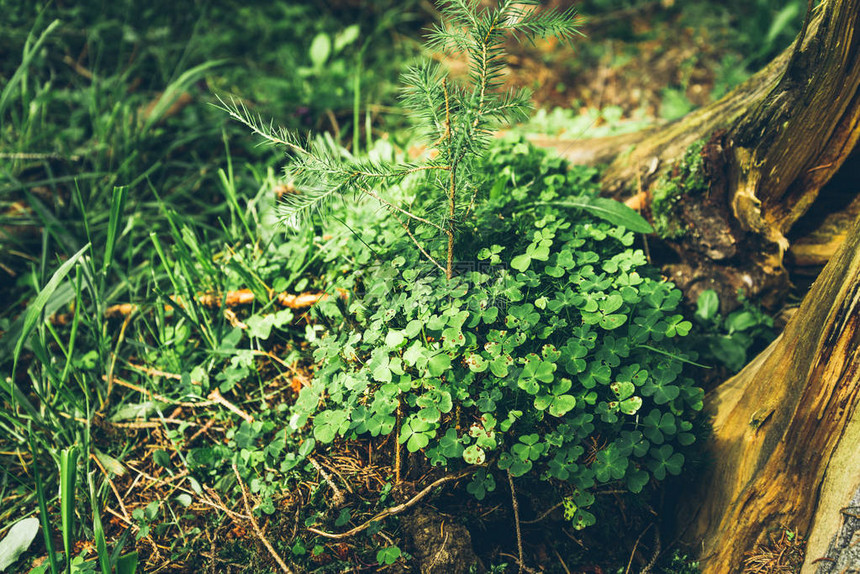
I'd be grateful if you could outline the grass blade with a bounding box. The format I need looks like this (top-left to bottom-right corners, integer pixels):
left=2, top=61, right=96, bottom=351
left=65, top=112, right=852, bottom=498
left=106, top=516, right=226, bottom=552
left=115, top=552, right=139, bottom=574
left=89, top=476, right=111, bottom=574
left=141, top=60, right=226, bottom=134
left=60, top=447, right=79, bottom=574
left=28, top=431, right=59, bottom=574
left=12, top=243, right=91, bottom=380
left=0, top=19, right=61, bottom=122
left=534, top=197, right=654, bottom=234
left=102, top=186, right=128, bottom=276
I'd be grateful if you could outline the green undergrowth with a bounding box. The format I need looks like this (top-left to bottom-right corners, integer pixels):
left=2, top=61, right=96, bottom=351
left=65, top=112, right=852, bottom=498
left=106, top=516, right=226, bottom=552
left=0, top=0, right=420, bottom=295
left=521, top=106, right=652, bottom=139
left=297, top=140, right=705, bottom=531
left=692, top=289, right=775, bottom=373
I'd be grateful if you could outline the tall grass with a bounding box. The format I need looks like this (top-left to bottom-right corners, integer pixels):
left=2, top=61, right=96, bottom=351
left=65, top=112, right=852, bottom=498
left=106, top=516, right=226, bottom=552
left=0, top=2, right=419, bottom=570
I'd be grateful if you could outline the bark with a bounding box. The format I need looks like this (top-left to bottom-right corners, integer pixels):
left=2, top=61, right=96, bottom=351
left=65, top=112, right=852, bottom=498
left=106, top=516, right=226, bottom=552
left=674, top=212, right=860, bottom=573
left=532, top=0, right=860, bottom=306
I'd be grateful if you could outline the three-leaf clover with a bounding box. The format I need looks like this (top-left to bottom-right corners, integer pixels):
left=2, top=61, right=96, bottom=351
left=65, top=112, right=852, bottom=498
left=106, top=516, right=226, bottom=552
left=376, top=546, right=401, bottom=566
left=466, top=469, right=496, bottom=500
left=511, top=231, right=553, bottom=271
left=647, top=445, right=685, bottom=480
left=642, top=409, right=677, bottom=444
left=593, top=444, right=628, bottom=482
left=608, top=381, right=643, bottom=415
left=313, top=409, right=350, bottom=443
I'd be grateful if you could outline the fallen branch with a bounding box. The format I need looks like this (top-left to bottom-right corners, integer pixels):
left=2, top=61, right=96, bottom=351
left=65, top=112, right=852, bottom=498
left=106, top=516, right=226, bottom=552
left=306, top=469, right=474, bottom=540
left=100, top=289, right=345, bottom=320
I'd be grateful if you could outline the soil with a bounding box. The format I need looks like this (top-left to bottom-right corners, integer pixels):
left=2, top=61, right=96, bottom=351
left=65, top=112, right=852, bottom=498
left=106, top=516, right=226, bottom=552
left=401, top=505, right=481, bottom=574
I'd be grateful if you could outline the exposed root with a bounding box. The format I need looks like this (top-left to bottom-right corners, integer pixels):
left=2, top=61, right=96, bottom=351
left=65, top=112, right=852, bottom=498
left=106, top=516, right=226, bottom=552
left=306, top=469, right=473, bottom=539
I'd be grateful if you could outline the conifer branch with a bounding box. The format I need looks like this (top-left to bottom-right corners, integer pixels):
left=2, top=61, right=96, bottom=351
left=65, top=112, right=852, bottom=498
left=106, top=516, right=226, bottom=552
left=391, top=212, right=447, bottom=274
left=355, top=184, right=447, bottom=234
left=213, top=95, right=307, bottom=154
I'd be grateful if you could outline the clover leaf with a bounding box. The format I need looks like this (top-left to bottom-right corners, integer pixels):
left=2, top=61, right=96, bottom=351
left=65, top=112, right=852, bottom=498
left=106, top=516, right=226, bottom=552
left=641, top=374, right=681, bottom=405
left=647, top=444, right=685, bottom=480
left=399, top=417, right=435, bottom=452
left=518, top=353, right=556, bottom=394
left=490, top=353, right=514, bottom=378
left=548, top=394, right=577, bottom=417
left=313, top=409, right=349, bottom=443
left=467, top=469, right=496, bottom=500
left=426, top=352, right=452, bottom=377
left=376, top=546, right=401, bottom=566
left=564, top=488, right=597, bottom=530
left=465, top=353, right=488, bottom=373
left=463, top=444, right=486, bottom=465
left=439, top=429, right=465, bottom=458
left=385, top=330, right=406, bottom=348
left=642, top=409, right=677, bottom=444
left=609, top=381, right=643, bottom=415
left=665, top=314, right=693, bottom=337
left=626, top=468, right=650, bottom=493
left=478, top=244, right=505, bottom=265
left=593, top=444, right=628, bottom=482
left=498, top=452, right=533, bottom=477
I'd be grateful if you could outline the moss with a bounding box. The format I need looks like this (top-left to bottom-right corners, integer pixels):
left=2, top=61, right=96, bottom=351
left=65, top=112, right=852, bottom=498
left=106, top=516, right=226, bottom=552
left=650, top=139, right=707, bottom=238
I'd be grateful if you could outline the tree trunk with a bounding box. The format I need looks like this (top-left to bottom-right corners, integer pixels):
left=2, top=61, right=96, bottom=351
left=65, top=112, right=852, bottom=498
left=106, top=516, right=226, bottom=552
left=675, top=211, right=860, bottom=573
left=533, top=0, right=860, bottom=307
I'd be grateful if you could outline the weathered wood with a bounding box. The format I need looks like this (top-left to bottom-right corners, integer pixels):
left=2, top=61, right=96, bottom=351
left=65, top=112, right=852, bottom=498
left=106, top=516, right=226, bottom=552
left=790, top=189, right=860, bottom=268
left=677, top=214, right=860, bottom=573
left=534, top=0, right=860, bottom=304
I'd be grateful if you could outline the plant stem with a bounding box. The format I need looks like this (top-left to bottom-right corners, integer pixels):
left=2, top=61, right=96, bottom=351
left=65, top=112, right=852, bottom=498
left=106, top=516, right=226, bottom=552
left=447, top=165, right=456, bottom=280
left=508, top=470, right=525, bottom=574
left=444, top=77, right=455, bottom=280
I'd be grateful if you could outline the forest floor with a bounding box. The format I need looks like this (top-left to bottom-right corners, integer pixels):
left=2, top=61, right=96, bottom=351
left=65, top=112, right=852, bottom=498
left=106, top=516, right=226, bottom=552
left=0, top=1, right=818, bottom=573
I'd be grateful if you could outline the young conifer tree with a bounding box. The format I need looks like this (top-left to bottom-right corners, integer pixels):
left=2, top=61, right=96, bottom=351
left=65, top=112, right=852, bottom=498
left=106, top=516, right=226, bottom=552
left=220, top=0, right=581, bottom=279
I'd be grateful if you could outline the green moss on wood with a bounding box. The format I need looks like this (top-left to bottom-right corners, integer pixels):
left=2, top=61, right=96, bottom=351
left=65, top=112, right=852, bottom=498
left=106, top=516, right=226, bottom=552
left=651, top=139, right=707, bottom=238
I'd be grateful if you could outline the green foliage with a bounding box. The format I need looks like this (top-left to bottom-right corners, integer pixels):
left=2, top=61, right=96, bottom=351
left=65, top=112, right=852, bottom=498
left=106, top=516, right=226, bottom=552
left=653, top=550, right=701, bottom=574
left=224, top=0, right=583, bottom=279
left=0, top=0, right=730, bottom=568
left=660, top=87, right=695, bottom=121
left=650, top=140, right=707, bottom=238
left=376, top=545, right=402, bottom=565
left=294, top=138, right=704, bottom=529
left=692, top=289, right=775, bottom=372
left=523, top=106, right=652, bottom=140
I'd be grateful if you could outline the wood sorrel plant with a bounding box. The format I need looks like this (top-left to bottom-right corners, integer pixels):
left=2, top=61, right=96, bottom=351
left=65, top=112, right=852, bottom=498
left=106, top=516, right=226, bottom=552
left=219, top=0, right=581, bottom=279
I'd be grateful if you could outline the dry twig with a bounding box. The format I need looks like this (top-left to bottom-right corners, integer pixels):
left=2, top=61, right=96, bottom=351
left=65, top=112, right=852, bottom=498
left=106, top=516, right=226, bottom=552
left=306, top=469, right=473, bottom=539
left=232, top=462, right=294, bottom=574
left=308, top=456, right=346, bottom=507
